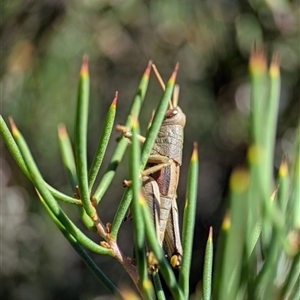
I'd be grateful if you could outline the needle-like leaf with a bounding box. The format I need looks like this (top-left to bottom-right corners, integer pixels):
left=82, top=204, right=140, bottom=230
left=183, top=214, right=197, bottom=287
left=139, top=192, right=184, bottom=300
left=9, top=118, right=112, bottom=256
left=74, top=55, right=96, bottom=217
left=88, top=92, right=118, bottom=190
left=1, top=116, right=81, bottom=205
left=203, top=227, right=213, bottom=300
left=93, top=61, right=152, bottom=203
left=129, top=117, right=154, bottom=299
left=179, top=143, right=198, bottom=298
left=58, top=123, right=78, bottom=190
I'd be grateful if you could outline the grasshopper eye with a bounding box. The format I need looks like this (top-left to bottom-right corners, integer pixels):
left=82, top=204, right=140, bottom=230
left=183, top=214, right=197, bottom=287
left=165, top=109, right=178, bottom=118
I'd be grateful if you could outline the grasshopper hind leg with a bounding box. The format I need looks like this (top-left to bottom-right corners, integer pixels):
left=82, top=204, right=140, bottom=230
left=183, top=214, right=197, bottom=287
left=142, top=176, right=162, bottom=272
left=164, top=198, right=183, bottom=269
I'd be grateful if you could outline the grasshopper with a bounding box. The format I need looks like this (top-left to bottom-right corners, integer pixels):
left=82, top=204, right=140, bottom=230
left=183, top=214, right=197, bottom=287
left=117, top=65, right=186, bottom=269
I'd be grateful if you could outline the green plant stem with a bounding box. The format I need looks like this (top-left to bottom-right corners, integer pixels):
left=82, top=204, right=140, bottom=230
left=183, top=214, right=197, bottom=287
left=248, top=49, right=268, bottom=247
left=253, top=214, right=281, bottom=299
left=110, top=188, right=132, bottom=239
left=246, top=186, right=279, bottom=259
left=203, top=227, right=213, bottom=300
left=93, top=61, right=152, bottom=204
left=57, top=124, right=95, bottom=231
left=9, top=119, right=112, bottom=256
left=280, top=251, right=300, bottom=300
left=0, top=115, right=81, bottom=205
left=213, top=212, right=230, bottom=298
left=130, top=117, right=153, bottom=299
left=58, top=123, right=78, bottom=190
left=58, top=124, right=96, bottom=231
left=139, top=193, right=184, bottom=300
left=218, top=169, right=249, bottom=300
left=249, top=48, right=267, bottom=151
left=152, top=272, right=166, bottom=300
left=247, top=50, right=284, bottom=260
left=264, top=56, right=280, bottom=190
left=88, top=92, right=117, bottom=190
left=248, top=47, right=268, bottom=216
left=179, top=143, right=198, bottom=299
left=277, top=159, right=289, bottom=213
left=290, top=125, right=300, bottom=228
left=74, top=55, right=95, bottom=217
left=38, top=193, right=122, bottom=297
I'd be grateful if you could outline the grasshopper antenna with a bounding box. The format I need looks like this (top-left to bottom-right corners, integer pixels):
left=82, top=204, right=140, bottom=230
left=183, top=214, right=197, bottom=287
left=152, top=63, right=174, bottom=109
left=173, top=84, right=180, bottom=108
left=152, top=63, right=165, bottom=90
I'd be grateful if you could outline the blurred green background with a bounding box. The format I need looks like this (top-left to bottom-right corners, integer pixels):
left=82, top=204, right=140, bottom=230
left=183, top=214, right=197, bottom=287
left=1, top=0, right=299, bottom=299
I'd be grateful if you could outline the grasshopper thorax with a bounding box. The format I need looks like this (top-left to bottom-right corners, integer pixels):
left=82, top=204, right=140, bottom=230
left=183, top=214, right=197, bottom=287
left=151, top=106, right=186, bottom=165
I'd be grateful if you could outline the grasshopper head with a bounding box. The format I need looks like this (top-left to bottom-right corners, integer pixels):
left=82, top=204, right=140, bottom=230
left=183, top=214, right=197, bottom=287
left=164, top=106, right=186, bottom=127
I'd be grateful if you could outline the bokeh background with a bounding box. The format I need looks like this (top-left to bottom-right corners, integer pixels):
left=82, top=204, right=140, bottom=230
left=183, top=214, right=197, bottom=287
left=1, top=0, right=299, bottom=299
